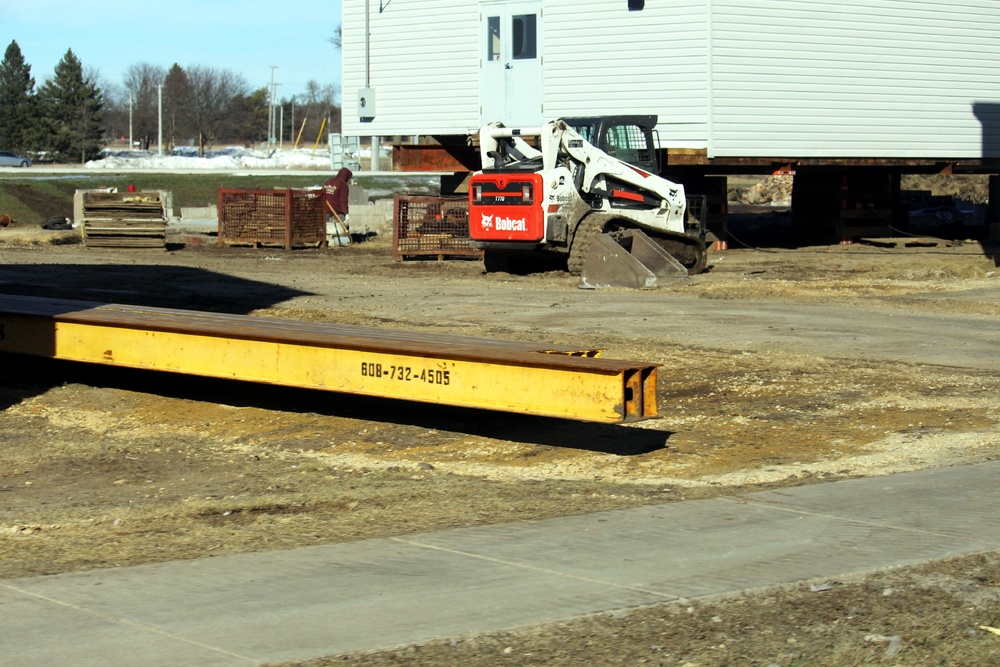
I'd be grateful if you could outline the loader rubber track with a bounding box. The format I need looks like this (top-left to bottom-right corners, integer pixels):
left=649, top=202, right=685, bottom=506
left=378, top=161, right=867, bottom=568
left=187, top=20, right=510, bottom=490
left=568, top=214, right=707, bottom=276
left=648, top=231, right=708, bottom=275
left=567, top=214, right=608, bottom=276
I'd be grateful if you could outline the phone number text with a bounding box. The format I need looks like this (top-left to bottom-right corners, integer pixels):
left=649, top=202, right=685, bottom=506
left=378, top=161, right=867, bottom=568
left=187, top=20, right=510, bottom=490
left=360, top=362, right=451, bottom=386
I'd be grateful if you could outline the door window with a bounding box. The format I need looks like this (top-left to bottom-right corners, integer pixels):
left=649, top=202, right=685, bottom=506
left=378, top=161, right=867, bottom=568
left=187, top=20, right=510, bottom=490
left=512, top=14, right=537, bottom=59
left=487, top=16, right=501, bottom=61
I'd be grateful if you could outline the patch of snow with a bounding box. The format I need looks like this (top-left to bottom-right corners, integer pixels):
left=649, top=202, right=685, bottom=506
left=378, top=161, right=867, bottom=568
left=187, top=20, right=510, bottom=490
left=87, top=146, right=337, bottom=170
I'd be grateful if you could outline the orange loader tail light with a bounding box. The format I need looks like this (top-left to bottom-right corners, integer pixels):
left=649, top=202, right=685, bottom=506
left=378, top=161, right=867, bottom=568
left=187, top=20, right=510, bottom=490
left=522, top=183, right=533, bottom=204
left=472, top=184, right=483, bottom=203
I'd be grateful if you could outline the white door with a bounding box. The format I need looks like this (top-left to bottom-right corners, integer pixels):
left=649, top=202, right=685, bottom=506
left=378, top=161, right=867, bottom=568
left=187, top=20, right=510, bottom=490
left=480, top=0, right=544, bottom=127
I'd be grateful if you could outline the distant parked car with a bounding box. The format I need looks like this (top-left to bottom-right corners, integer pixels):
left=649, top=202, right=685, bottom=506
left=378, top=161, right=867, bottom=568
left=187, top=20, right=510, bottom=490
left=0, top=151, right=31, bottom=167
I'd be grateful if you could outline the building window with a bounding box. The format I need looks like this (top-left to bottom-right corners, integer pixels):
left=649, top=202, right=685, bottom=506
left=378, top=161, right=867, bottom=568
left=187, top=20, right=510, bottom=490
left=488, top=16, right=501, bottom=61
left=512, top=14, right=537, bottom=60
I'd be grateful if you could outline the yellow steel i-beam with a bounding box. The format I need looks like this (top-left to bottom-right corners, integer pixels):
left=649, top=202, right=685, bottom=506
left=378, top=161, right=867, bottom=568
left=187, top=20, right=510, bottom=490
left=0, top=295, right=658, bottom=424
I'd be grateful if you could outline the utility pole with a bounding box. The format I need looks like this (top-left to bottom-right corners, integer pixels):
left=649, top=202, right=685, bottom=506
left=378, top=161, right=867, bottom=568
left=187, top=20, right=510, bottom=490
left=365, top=0, right=376, bottom=171
left=274, top=84, right=282, bottom=148
left=157, top=84, right=163, bottom=157
left=128, top=90, right=133, bottom=151
left=268, top=65, right=277, bottom=147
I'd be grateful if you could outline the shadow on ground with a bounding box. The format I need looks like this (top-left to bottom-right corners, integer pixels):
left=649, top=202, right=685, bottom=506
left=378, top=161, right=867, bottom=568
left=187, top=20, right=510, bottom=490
left=725, top=206, right=998, bottom=265
left=0, top=263, right=313, bottom=410
left=0, top=263, right=312, bottom=314
left=0, top=355, right=669, bottom=457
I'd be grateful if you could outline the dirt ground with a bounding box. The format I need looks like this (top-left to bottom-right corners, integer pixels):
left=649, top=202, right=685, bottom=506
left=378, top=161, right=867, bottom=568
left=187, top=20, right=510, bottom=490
left=0, top=226, right=998, bottom=665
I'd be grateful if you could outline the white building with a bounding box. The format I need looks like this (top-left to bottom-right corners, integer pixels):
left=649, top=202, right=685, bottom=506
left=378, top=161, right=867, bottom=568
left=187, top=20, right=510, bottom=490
left=342, top=0, right=1000, bottom=162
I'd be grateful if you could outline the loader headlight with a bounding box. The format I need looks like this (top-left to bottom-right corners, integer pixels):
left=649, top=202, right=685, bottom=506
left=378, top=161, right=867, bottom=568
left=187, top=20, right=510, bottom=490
left=522, top=183, right=533, bottom=204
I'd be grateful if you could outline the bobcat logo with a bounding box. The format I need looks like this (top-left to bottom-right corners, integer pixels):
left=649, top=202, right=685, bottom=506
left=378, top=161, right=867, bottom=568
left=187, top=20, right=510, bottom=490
left=480, top=213, right=494, bottom=231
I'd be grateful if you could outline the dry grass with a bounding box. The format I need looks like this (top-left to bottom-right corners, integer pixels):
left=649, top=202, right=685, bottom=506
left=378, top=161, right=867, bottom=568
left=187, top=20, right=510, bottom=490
left=295, top=552, right=1000, bottom=667
left=0, top=228, right=81, bottom=246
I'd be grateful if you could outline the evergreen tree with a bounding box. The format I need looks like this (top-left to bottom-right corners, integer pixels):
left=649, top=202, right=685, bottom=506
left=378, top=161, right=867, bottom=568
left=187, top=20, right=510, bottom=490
left=228, top=87, right=269, bottom=144
left=0, top=40, right=37, bottom=151
left=162, top=63, right=192, bottom=151
left=37, top=49, right=104, bottom=163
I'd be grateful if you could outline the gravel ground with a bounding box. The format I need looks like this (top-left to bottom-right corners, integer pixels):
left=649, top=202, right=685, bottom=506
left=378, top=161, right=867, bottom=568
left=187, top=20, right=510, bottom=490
left=0, top=229, right=998, bottom=665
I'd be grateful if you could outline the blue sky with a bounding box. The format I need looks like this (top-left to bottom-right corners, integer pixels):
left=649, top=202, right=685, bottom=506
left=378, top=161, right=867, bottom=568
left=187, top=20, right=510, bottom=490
left=3, top=1, right=343, bottom=99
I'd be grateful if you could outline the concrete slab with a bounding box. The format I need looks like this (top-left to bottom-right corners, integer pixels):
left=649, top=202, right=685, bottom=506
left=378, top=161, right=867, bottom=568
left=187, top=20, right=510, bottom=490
left=0, top=584, right=251, bottom=666
left=2, top=461, right=998, bottom=666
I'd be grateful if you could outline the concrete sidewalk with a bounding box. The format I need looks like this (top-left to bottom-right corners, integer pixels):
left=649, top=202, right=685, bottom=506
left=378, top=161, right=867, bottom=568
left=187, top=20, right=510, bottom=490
left=3, top=461, right=999, bottom=666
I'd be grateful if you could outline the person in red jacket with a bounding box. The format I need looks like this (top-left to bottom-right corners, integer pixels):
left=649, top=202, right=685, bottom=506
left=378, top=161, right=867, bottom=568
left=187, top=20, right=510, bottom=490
left=323, top=168, right=352, bottom=221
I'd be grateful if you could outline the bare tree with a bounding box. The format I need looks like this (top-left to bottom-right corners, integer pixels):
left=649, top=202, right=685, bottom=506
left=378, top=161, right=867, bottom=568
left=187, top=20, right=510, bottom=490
left=185, top=65, right=249, bottom=155
left=293, top=79, right=341, bottom=142
left=318, top=83, right=338, bottom=108
left=92, top=70, right=127, bottom=147
left=303, top=79, right=322, bottom=106
left=122, top=63, right=165, bottom=149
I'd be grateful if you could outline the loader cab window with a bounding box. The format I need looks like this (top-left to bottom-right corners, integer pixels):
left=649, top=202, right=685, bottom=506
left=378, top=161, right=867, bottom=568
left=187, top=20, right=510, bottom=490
left=487, top=16, right=501, bottom=60
left=603, top=123, right=651, bottom=167
left=512, top=14, right=537, bottom=59
left=569, top=123, right=595, bottom=143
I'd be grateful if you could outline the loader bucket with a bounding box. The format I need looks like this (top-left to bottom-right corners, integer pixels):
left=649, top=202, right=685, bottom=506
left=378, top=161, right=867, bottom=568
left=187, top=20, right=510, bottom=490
left=578, top=229, right=687, bottom=289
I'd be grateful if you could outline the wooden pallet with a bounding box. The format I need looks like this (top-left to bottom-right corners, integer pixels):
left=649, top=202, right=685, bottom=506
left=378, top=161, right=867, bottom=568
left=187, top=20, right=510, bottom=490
left=82, top=193, right=167, bottom=248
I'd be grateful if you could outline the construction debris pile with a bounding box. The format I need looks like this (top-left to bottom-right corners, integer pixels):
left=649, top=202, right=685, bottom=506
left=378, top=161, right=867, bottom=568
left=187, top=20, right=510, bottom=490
left=727, top=174, right=990, bottom=208
left=728, top=175, right=793, bottom=206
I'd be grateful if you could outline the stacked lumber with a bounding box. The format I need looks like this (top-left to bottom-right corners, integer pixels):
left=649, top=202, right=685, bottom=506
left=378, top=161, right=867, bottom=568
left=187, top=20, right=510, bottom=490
left=82, top=192, right=167, bottom=248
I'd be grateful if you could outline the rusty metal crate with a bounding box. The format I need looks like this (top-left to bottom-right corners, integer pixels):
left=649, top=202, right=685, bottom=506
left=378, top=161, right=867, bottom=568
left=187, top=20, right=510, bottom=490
left=218, top=187, right=327, bottom=249
left=392, top=194, right=481, bottom=261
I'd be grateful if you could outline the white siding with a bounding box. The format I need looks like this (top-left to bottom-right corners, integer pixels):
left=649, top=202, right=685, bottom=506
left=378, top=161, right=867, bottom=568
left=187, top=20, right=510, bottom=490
left=342, top=0, right=1000, bottom=159
left=543, top=1, right=709, bottom=146
left=342, top=0, right=481, bottom=136
left=709, top=0, right=1000, bottom=158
